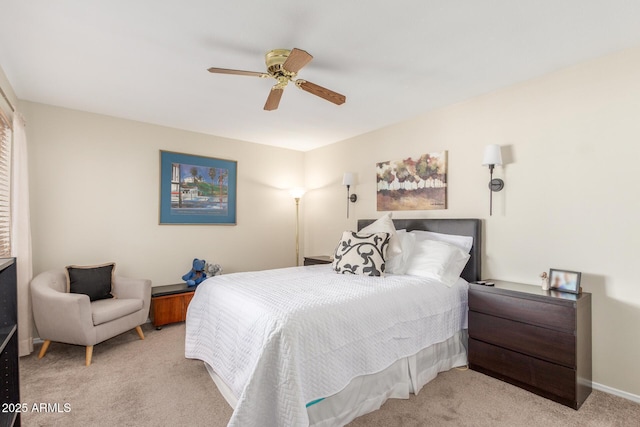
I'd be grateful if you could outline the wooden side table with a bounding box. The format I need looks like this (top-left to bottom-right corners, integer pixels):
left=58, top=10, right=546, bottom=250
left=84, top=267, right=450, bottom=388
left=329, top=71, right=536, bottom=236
left=468, top=280, right=592, bottom=409
left=303, top=255, right=332, bottom=266
left=150, top=283, right=198, bottom=329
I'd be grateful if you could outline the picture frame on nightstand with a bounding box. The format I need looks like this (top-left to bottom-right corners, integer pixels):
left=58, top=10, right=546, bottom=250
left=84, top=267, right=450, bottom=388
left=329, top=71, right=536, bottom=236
left=549, top=268, right=581, bottom=294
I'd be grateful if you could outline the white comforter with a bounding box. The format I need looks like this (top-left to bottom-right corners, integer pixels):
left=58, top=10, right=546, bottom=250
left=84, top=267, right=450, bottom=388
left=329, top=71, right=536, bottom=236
left=185, top=265, right=468, bottom=427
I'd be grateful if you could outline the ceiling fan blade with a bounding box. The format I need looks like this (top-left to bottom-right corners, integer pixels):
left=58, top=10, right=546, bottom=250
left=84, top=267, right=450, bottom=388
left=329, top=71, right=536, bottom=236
left=296, top=80, right=346, bottom=105
left=207, top=67, right=267, bottom=78
left=264, top=87, right=284, bottom=111
left=282, top=48, right=313, bottom=73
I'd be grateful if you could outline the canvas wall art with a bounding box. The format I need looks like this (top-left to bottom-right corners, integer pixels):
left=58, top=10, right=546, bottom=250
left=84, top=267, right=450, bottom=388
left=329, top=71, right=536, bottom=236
left=159, top=150, right=237, bottom=224
left=376, top=152, right=447, bottom=211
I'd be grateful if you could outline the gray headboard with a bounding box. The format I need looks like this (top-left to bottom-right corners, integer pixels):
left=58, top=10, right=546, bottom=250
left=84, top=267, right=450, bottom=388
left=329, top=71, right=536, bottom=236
left=357, top=218, right=482, bottom=283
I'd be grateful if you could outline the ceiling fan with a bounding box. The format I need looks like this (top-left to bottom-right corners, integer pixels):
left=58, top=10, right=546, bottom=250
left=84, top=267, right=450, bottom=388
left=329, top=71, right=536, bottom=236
left=207, top=48, right=346, bottom=111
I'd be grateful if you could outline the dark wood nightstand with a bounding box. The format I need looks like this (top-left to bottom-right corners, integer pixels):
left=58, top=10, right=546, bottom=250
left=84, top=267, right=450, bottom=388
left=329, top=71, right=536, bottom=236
left=150, top=283, right=198, bottom=329
left=468, top=280, right=592, bottom=409
left=303, top=255, right=332, bottom=266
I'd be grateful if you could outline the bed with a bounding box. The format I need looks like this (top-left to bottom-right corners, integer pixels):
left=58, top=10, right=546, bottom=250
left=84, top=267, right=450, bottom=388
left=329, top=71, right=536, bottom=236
left=185, top=218, right=481, bottom=426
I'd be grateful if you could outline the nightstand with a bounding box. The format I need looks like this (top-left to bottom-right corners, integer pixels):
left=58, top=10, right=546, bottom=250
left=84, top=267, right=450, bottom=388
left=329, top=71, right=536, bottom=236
left=150, top=283, right=198, bottom=329
left=468, top=280, right=592, bottom=409
left=303, top=255, right=332, bottom=266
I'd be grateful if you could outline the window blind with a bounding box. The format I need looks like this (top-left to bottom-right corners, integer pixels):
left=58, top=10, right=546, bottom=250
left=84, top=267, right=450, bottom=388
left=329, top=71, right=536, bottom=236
left=0, top=110, right=11, bottom=257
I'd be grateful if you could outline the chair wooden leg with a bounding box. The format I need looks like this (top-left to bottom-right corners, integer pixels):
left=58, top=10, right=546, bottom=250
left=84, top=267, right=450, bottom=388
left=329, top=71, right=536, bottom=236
left=135, top=325, right=145, bottom=340
left=85, top=346, right=93, bottom=366
left=38, top=340, right=51, bottom=359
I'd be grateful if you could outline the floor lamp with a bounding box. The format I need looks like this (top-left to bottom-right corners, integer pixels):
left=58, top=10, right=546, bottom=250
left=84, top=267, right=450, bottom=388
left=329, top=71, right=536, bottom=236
left=290, top=188, right=306, bottom=266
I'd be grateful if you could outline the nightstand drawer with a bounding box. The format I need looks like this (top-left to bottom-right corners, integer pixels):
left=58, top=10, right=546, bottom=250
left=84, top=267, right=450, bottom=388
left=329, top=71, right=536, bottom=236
left=469, top=290, right=575, bottom=332
left=303, top=256, right=332, bottom=266
left=468, top=281, right=591, bottom=409
left=469, top=311, right=575, bottom=367
left=151, top=283, right=197, bottom=328
left=469, top=338, right=576, bottom=403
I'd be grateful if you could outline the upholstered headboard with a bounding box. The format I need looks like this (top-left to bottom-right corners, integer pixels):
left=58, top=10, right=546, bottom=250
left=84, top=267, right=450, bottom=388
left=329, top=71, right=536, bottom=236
left=357, top=218, right=482, bottom=283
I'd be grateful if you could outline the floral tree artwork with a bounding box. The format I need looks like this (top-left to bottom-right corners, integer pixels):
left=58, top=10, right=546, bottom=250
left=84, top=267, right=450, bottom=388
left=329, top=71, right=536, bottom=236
left=376, top=152, right=447, bottom=210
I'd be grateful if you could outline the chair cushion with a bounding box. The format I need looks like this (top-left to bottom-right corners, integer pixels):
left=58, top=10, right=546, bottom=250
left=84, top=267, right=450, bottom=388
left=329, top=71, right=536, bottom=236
left=91, top=298, right=143, bottom=326
left=66, top=263, right=116, bottom=301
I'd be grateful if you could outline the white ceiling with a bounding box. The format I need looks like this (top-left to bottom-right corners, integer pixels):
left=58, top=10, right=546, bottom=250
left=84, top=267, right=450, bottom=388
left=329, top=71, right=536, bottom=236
left=2, top=1, right=640, bottom=151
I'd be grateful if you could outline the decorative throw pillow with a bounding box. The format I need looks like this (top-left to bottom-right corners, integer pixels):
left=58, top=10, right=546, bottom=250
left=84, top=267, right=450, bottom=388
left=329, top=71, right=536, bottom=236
left=360, top=212, right=403, bottom=260
left=332, top=231, right=390, bottom=276
left=66, top=262, right=116, bottom=301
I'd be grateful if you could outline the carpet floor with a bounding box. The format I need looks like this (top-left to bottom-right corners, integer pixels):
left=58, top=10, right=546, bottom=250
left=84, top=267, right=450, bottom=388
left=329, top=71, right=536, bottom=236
left=19, top=323, right=640, bottom=426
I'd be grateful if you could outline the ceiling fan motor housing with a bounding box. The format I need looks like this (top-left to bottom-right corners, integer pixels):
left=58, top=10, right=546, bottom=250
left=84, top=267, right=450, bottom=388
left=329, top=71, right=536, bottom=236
left=265, top=49, right=293, bottom=77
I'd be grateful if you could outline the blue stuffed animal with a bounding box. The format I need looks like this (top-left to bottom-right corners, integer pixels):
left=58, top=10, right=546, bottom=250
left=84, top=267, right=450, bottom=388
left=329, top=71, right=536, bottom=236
left=182, top=258, right=207, bottom=287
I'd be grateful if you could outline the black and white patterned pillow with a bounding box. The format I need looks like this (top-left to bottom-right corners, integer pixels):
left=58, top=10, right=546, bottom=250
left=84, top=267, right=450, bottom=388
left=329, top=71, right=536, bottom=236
left=332, top=231, right=390, bottom=276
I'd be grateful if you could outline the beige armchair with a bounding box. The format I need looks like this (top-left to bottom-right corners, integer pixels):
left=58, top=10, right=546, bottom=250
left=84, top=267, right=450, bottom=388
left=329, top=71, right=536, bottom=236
left=31, top=269, right=151, bottom=366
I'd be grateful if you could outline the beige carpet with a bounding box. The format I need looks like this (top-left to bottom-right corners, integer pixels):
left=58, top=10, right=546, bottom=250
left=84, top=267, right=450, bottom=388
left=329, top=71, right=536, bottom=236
left=20, top=323, right=639, bottom=426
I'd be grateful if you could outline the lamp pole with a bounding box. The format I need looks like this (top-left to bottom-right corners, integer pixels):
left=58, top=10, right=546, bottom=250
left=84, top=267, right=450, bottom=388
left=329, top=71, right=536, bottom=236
left=290, top=187, right=305, bottom=266
left=294, top=196, right=300, bottom=266
left=482, top=145, right=504, bottom=217
left=489, top=164, right=494, bottom=216
left=345, top=185, right=350, bottom=218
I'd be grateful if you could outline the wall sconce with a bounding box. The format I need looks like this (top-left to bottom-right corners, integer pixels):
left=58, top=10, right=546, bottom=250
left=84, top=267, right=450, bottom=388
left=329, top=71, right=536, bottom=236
left=289, top=188, right=306, bottom=266
left=482, top=144, right=504, bottom=216
left=342, top=172, right=358, bottom=218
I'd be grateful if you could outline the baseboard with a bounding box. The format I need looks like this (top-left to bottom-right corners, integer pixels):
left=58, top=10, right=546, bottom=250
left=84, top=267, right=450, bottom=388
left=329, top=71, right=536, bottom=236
left=593, top=381, right=640, bottom=403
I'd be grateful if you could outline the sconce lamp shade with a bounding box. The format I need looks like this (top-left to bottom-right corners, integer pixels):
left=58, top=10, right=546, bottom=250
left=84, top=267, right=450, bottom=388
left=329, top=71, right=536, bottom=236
left=342, top=172, right=354, bottom=187
left=482, top=144, right=503, bottom=166
left=289, top=188, right=306, bottom=199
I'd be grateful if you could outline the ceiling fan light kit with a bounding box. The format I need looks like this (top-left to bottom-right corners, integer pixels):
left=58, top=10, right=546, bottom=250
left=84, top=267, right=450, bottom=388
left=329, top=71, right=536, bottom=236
left=208, top=48, right=346, bottom=111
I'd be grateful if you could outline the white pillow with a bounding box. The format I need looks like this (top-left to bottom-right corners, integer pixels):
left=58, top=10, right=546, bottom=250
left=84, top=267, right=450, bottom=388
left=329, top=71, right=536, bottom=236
left=360, top=212, right=402, bottom=260
left=385, top=230, right=416, bottom=275
left=404, top=240, right=470, bottom=287
left=409, top=230, right=473, bottom=254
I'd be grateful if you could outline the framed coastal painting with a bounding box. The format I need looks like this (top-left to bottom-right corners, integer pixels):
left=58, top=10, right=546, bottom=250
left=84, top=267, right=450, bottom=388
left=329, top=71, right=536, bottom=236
left=376, top=151, right=447, bottom=211
left=159, top=150, right=237, bottom=225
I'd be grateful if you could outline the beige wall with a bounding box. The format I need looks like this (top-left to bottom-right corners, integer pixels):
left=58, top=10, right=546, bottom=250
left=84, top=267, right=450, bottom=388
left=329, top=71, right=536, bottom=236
left=13, top=45, right=640, bottom=398
left=23, top=102, right=305, bottom=284
left=303, top=46, right=640, bottom=398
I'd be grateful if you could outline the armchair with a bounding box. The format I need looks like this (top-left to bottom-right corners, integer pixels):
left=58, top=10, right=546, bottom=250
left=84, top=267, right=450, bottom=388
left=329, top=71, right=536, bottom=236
left=31, top=269, right=151, bottom=366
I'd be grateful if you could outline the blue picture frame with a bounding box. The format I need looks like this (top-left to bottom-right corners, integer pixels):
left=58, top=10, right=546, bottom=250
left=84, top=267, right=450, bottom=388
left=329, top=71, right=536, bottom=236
left=159, top=150, right=237, bottom=225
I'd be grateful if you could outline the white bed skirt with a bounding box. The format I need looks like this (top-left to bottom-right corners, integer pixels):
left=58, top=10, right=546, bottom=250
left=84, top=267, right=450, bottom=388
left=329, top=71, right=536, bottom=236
left=205, top=329, right=468, bottom=427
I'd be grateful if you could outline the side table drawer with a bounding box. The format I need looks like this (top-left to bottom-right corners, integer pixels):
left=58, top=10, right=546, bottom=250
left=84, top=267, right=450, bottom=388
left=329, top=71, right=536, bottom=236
left=469, top=338, right=576, bottom=403
left=184, top=292, right=195, bottom=307
left=151, top=292, right=194, bottom=327
left=469, top=311, right=575, bottom=367
left=469, top=290, right=575, bottom=332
